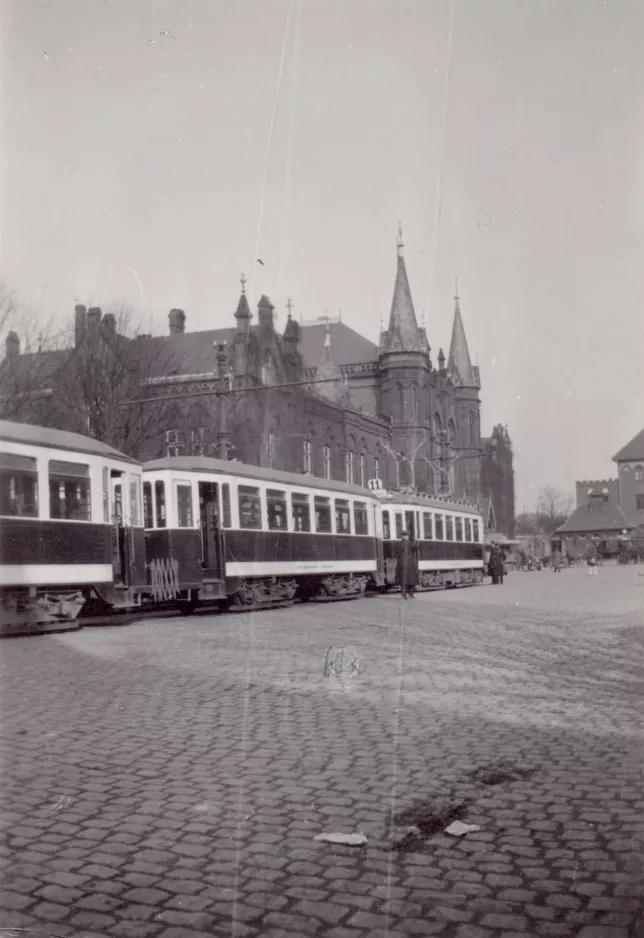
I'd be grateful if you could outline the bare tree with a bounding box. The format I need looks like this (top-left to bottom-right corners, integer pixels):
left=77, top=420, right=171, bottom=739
left=535, top=485, right=573, bottom=534
left=0, top=285, right=67, bottom=422
left=55, top=303, right=180, bottom=458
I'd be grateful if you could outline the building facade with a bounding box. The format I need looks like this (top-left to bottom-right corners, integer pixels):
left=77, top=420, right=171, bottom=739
left=1, top=239, right=515, bottom=525
left=613, top=428, right=644, bottom=530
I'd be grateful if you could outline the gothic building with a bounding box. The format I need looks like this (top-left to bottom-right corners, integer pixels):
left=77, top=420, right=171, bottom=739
left=0, top=237, right=516, bottom=531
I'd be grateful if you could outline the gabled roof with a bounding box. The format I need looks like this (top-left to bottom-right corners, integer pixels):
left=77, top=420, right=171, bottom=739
left=298, top=322, right=378, bottom=368
left=314, top=326, right=345, bottom=403
left=480, top=494, right=497, bottom=530
left=554, top=499, right=634, bottom=535
left=447, top=292, right=476, bottom=387
left=381, top=244, right=422, bottom=353
left=613, top=428, right=644, bottom=462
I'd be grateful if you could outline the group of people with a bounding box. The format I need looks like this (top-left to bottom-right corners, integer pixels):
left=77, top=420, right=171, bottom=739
left=394, top=531, right=509, bottom=596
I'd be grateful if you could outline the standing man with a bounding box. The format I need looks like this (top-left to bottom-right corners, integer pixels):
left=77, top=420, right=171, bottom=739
left=552, top=548, right=563, bottom=573
left=488, top=544, right=505, bottom=585
left=586, top=539, right=599, bottom=576
left=396, top=530, right=419, bottom=599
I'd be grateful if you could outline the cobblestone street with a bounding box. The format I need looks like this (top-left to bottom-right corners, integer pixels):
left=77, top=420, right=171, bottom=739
left=1, top=564, right=642, bottom=938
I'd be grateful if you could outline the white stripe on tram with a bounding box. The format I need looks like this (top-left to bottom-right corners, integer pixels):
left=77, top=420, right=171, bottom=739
left=0, top=564, right=113, bottom=587
left=225, top=559, right=376, bottom=577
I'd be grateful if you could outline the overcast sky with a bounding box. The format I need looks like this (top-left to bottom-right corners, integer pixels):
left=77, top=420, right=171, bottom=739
left=1, top=0, right=643, bottom=508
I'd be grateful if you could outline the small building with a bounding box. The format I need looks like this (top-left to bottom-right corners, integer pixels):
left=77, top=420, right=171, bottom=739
left=552, top=485, right=636, bottom=559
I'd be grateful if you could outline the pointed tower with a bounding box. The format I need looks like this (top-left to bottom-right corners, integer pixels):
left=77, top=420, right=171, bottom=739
left=447, top=281, right=477, bottom=388
left=315, top=322, right=345, bottom=404
left=446, top=281, right=482, bottom=503
left=233, top=273, right=253, bottom=376
left=378, top=228, right=432, bottom=491
left=380, top=227, right=423, bottom=353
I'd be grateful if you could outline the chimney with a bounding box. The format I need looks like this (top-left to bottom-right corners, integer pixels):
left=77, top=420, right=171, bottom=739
left=87, top=307, right=102, bottom=332
left=168, top=309, right=186, bottom=334
left=102, top=312, right=116, bottom=334
left=4, top=331, right=20, bottom=358
left=75, top=304, right=87, bottom=346
left=257, top=295, right=274, bottom=334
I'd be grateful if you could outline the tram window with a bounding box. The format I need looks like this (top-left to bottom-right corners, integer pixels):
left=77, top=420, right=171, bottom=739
left=314, top=496, right=332, bottom=533
left=435, top=513, right=444, bottom=540
left=130, top=477, right=142, bottom=527
left=382, top=510, right=391, bottom=539
left=291, top=493, right=310, bottom=532
left=455, top=517, right=463, bottom=541
left=113, top=483, right=123, bottom=525
left=335, top=499, right=351, bottom=534
left=143, top=482, right=154, bottom=528
left=49, top=460, right=91, bottom=521
left=465, top=519, right=472, bottom=542
left=221, top=483, right=231, bottom=528
left=354, top=501, right=368, bottom=535
left=102, top=468, right=109, bottom=522
left=423, top=512, right=433, bottom=540
left=446, top=515, right=454, bottom=541
left=238, top=485, right=261, bottom=529
left=473, top=519, right=480, bottom=542
left=176, top=483, right=194, bottom=528
left=0, top=453, right=38, bottom=517
left=395, top=513, right=403, bottom=539
left=155, top=481, right=167, bottom=528
left=267, top=489, right=287, bottom=531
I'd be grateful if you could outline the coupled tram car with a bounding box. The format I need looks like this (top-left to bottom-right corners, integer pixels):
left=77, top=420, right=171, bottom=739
left=0, top=420, right=486, bottom=628
left=0, top=420, right=146, bottom=628
left=140, top=456, right=486, bottom=607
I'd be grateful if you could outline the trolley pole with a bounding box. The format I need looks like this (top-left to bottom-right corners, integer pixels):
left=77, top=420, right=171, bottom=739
left=215, top=342, right=231, bottom=460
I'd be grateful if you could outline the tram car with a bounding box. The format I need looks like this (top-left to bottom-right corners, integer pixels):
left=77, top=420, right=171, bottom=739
left=141, top=456, right=383, bottom=608
left=0, top=421, right=147, bottom=628
left=379, top=491, right=485, bottom=590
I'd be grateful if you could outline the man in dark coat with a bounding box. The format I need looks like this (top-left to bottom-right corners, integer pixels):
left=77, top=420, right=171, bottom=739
left=396, top=530, right=419, bottom=599
left=488, top=545, right=505, bottom=585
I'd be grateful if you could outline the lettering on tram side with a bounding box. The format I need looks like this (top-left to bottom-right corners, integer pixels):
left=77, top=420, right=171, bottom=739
left=324, top=646, right=363, bottom=682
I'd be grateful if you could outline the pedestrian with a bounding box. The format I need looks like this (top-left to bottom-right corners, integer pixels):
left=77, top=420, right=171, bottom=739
left=585, top=540, right=599, bottom=576
left=553, top=548, right=562, bottom=573
left=396, top=530, right=419, bottom=599
left=488, top=545, right=504, bottom=585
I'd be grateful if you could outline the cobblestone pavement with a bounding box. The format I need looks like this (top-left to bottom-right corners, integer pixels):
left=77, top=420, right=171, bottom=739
left=1, top=564, right=642, bottom=938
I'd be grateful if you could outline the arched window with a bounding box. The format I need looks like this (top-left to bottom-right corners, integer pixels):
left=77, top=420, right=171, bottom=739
left=635, top=465, right=644, bottom=482
left=469, top=412, right=477, bottom=446
left=433, top=412, right=443, bottom=437
left=411, top=383, right=420, bottom=423
left=396, top=383, right=405, bottom=422
left=448, top=419, right=456, bottom=444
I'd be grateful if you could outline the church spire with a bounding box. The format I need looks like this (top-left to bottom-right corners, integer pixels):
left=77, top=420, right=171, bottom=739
left=447, top=281, right=476, bottom=387
left=315, top=321, right=344, bottom=403
left=381, top=225, right=421, bottom=353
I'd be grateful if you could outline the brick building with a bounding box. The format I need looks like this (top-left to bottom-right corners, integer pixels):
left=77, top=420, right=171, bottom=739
left=1, top=237, right=515, bottom=519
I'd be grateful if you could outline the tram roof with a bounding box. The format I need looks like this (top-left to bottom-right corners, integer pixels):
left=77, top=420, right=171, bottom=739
left=384, top=491, right=482, bottom=515
left=143, top=455, right=380, bottom=498
left=0, top=420, right=140, bottom=464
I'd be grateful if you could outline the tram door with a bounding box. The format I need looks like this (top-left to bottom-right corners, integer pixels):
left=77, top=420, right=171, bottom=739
left=198, top=482, right=223, bottom=579
left=111, top=473, right=128, bottom=586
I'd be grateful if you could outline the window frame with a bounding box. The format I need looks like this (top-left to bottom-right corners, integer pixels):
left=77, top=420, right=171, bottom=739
left=155, top=480, right=167, bottom=528
left=335, top=498, right=351, bottom=535
left=238, top=484, right=262, bottom=530
left=0, top=453, right=39, bottom=519
left=303, top=440, right=312, bottom=474
left=423, top=511, right=433, bottom=540
left=143, top=480, right=154, bottom=529
left=395, top=512, right=403, bottom=539
left=382, top=509, right=391, bottom=540
left=636, top=494, right=644, bottom=510
left=291, top=492, right=311, bottom=532
left=455, top=516, right=464, bottom=542
left=266, top=488, right=288, bottom=532
left=175, top=481, right=194, bottom=528
left=48, top=459, right=91, bottom=522
left=354, top=501, right=368, bottom=536
left=435, top=513, right=444, bottom=540
left=314, top=495, right=332, bottom=533
left=445, top=514, right=454, bottom=541
left=323, top=445, right=331, bottom=480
